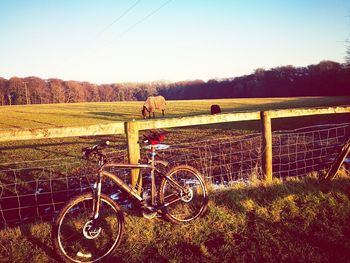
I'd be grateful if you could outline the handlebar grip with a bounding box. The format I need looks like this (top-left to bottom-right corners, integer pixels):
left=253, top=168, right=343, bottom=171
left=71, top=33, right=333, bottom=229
left=82, top=141, right=110, bottom=157
left=102, top=140, right=110, bottom=147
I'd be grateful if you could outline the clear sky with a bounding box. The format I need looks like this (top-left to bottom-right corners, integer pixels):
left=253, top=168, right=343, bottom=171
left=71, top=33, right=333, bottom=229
left=0, top=0, right=349, bottom=84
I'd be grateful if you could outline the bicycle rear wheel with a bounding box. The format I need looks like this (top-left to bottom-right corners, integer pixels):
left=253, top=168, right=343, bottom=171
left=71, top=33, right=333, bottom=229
left=158, top=165, right=208, bottom=223
left=52, top=193, right=124, bottom=263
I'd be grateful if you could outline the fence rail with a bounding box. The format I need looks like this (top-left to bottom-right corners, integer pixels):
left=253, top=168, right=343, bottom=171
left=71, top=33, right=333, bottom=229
left=1, top=106, right=349, bottom=141
left=0, top=122, right=125, bottom=142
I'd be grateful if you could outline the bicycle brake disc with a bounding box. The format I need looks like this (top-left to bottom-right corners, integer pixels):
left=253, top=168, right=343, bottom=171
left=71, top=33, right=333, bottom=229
left=83, top=220, right=102, bottom=239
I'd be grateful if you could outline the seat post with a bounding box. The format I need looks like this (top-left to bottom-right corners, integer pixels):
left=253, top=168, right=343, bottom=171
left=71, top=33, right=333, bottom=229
left=150, top=145, right=157, bottom=158
left=150, top=145, right=157, bottom=206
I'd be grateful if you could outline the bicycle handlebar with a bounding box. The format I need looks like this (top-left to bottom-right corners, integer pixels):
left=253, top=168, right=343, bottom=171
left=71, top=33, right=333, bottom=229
left=82, top=141, right=110, bottom=159
left=83, top=130, right=166, bottom=160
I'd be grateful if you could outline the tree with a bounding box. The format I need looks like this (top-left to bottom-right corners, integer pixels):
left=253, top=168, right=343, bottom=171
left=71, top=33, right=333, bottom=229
left=48, top=79, right=66, bottom=103
left=24, top=77, right=50, bottom=104
left=8, top=77, right=26, bottom=105
left=98, top=84, right=115, bottom=102
left=64, top=81, right=85, bottom=103
left=0, top=77, right=7, bottom=105
left=82, top=82, right=100, bottom=102
left=1, top=59, right=350, bottom=106
left=346, top=38, right=350, bottom=67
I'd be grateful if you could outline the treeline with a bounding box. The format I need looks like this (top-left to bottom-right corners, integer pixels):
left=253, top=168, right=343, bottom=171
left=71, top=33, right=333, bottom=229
left=0, top=60, right=349, bottom=105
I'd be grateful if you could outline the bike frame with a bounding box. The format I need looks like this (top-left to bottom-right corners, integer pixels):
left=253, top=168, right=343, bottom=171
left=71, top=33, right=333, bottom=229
left=91, top=145, right=187, bottom=220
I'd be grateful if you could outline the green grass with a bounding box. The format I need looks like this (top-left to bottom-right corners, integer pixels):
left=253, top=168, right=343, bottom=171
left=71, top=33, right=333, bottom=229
left=0, top=96, right=349, bottom=164
left=0, top=96, right=349, bottom=129
left=1, top=174, right=350, bottom=262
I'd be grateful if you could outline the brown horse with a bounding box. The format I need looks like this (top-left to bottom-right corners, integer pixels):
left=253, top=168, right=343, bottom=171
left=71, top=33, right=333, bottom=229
left=141, top=96, right=166, bottom=119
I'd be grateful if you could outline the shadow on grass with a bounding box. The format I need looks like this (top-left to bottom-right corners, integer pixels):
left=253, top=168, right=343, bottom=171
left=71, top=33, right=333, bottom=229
left=0, top=140, right=88, bottom=151
left=107, top=245, right=169, bottom=263
left=87, top=111, right=131, bottom=118
left=221, top=96, right=350, bottom=113
left=208, top=176, right=350, bottom=262
left=193, top=113, right=350, bottom=132
left=20, top=224, right=61, bottom=262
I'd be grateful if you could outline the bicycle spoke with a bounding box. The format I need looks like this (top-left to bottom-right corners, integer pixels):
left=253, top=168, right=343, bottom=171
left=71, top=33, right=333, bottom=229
left=159, top=165, right=208, bottom=223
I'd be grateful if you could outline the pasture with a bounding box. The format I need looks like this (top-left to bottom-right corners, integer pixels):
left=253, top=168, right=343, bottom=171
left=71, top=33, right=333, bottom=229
left=0, top=96, right=349, bottom=164
left=0, top=96, right=349, bottom=129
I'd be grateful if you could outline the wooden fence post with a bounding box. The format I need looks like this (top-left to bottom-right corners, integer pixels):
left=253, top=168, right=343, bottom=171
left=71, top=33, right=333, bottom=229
left=125, top=120, right=141, bottom=188
left=261, top=111, right=273, bottom=182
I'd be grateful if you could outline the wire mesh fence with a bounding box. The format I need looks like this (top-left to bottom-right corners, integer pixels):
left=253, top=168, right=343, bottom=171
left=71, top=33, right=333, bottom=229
left=272, top=123, right=350, bottom=178
left=0, top=123, right=349, bottom=228
left=0, top=151, right=128, bottom=228
left=0, top=159, right=88, bottom=228
left=151, top=132, right=262, bottom=186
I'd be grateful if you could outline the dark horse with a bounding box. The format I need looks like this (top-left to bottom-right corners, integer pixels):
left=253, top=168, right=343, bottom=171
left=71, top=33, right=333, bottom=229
left=210, top=104, right=221, bottom=115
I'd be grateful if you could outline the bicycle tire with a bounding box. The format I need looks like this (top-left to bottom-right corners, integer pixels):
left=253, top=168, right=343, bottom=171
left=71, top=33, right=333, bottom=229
left=158, top=165, right=208, bottom=223
left=52, top=193, right=124, bottom=263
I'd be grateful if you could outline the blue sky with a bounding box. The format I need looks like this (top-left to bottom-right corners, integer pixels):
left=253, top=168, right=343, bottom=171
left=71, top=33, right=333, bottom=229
left=0, top=0, right=349, bottom=83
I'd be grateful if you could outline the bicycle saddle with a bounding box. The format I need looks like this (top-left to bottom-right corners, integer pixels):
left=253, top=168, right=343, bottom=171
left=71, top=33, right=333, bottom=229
left=142, top=131, right=165, bottom=145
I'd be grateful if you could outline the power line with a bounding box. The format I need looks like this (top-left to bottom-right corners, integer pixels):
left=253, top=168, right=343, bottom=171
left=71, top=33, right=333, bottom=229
left=116, top=0, right=173, bottom=40
left=95, top=0, right=142, bottom=39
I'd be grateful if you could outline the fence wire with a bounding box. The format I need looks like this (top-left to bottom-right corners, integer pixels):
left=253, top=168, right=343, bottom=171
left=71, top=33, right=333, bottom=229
left=0, top=151, right=127, bottom=228
left=150, top=132, right=262, bottom=185
left=272, top=123, right=350, bottom=178
left=0, top=159, right=91, bottom=228
left=0, top=123, right=349, bottom=228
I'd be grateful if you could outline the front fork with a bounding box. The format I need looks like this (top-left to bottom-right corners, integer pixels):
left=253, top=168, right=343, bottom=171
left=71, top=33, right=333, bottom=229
left=151, top=152, right=156, bottom=206
left=92, top=173, right=102, bottom=220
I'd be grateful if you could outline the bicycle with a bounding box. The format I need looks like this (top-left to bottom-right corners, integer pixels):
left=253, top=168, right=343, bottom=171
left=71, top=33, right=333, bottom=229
left=52, top=131, right=208, bottom=262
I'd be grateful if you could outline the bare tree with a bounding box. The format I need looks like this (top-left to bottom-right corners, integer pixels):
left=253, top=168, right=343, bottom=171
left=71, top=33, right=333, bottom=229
left=346, top=38, right=350, bottom=67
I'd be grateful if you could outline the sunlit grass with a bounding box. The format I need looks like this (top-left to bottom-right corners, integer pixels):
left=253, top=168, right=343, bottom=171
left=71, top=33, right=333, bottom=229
left=0, top=96, right=348, bottom=164
left=1, top=174, right=350, bottom=262
left=0, top=96, right=349, bottom=129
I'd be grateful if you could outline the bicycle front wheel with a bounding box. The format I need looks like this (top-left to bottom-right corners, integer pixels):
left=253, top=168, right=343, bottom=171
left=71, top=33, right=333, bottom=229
left=158, top=165, right=208, bottom=223
left=52, top=193, right=124, bottom=263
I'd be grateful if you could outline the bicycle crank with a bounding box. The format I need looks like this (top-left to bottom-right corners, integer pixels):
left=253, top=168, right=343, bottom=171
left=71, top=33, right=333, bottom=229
left=142, top=206, right=158, bottom=219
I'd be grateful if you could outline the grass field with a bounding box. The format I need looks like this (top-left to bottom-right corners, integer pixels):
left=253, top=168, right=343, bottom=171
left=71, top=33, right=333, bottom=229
left=0, top=96, right=349, bottom=163
left=0, top=96, right=349, bottom=179
left=0, top=96, right=349, bottom=129
left=1, top=175, right=350, bottom=263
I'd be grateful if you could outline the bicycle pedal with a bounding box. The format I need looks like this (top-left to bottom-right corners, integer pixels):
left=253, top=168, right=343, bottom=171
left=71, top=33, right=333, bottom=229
left=142, top=210, right=158, bottom=219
